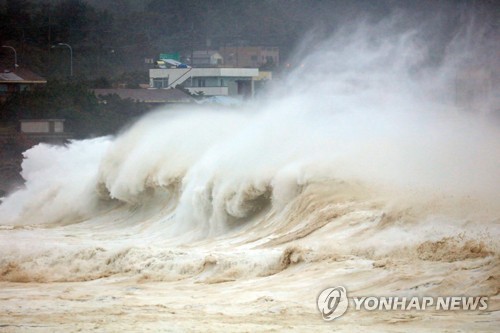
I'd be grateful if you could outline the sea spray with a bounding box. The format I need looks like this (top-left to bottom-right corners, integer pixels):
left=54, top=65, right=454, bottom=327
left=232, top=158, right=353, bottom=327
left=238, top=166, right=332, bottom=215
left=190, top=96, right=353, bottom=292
left=0, top=13, right=497, bottom=290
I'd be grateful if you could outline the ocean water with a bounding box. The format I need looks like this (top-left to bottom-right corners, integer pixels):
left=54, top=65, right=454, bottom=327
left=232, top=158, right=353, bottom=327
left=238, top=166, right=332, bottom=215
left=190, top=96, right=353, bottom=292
left=0, top=16, right=498, bottom=332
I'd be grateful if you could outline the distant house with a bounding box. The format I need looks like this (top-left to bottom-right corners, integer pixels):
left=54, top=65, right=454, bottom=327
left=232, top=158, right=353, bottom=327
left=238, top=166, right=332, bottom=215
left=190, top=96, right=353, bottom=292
left=219, top=46, right=279, bottom=68
left=191, top=50, right=223, bottom=67
left=0, top=67, right=47, bottom=102
left=149, top=67, right=259, bottom=98
left=93, top=88, right=195, bottom=105
left=19, top=119, right=71, bottom=143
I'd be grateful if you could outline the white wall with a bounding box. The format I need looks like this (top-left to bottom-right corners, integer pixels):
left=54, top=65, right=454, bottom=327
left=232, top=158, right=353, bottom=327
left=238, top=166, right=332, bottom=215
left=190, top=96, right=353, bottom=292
left=21, top=121, right=50, bottom=133
left=20, top=120, right=65, bottom=133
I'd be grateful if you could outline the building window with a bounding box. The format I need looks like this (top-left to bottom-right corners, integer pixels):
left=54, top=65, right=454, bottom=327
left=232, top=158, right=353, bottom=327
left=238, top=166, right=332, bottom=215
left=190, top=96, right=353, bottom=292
left=198, top=79, right=206, bottom=87
left=153, top=78, right=168, bottom=88
left=251, top=55, right=257, bottom=61
left=0, top=84, right=7, bottom=95
left=54, top=121, right=64, bottom=133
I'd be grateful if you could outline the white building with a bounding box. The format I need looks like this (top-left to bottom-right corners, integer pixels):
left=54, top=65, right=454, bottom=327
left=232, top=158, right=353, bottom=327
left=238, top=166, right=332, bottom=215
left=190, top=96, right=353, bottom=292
left=19, top=119, right=71, bottom=143
left=149, top=67, right=259, bottom=98
left=20, top=119, right=65, bottom=134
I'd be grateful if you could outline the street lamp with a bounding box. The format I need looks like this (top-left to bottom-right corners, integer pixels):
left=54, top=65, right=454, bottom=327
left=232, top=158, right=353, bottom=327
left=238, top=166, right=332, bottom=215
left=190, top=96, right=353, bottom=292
left=52, top=42, right=73, bottom=77
left=1, top=45, right=18, bottom=70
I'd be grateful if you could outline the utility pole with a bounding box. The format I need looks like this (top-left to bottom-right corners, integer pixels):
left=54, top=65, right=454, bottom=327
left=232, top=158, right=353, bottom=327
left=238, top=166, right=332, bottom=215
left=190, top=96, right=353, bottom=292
left=2, top=45, right=18, bottom=70
left=52, top=43, right=73, bottom=76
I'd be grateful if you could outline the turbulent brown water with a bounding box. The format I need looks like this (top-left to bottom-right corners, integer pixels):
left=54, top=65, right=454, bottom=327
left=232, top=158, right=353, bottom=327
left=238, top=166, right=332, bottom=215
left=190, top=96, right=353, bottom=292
left=0, top=16, right=499, bottom=332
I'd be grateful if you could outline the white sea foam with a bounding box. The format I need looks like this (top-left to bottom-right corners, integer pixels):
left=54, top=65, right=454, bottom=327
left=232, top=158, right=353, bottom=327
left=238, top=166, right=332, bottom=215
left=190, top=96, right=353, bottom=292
left=0, top=14, right=498, bottom=332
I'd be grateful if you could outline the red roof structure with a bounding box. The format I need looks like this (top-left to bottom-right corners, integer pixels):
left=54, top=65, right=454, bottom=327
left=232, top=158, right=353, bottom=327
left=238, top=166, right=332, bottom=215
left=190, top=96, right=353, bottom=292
left=0, top=67, right=47, bottom=102
left=0, top=67, right=47, bottom=84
